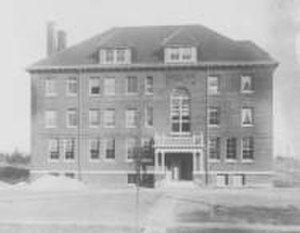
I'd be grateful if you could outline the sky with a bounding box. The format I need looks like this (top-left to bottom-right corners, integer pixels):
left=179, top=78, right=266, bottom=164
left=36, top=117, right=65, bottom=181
left=0, top=0, right=299, bottom=157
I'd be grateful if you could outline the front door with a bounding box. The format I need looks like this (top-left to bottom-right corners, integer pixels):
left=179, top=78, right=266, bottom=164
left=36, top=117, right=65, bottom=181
left=166, top=153, right=193, bottom=181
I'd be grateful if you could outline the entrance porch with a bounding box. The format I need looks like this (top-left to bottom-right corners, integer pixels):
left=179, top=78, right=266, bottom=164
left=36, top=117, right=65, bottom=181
left=154, top=134, right=203, bottom=186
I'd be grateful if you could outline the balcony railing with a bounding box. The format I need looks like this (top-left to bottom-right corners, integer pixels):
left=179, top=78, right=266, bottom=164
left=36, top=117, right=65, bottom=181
left=154, top=133, right=203, bottom=148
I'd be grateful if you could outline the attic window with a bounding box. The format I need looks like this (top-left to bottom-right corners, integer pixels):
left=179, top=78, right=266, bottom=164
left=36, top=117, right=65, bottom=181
left=164, top=47, right=197, bottom=64
left=99, top=48, right=131, bottom=65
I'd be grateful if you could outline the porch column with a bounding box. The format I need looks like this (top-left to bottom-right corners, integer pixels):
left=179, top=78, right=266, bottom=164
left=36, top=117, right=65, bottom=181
left=154, top=151, right=159, bottom=173
left=161, top=152, right=165, bottom=173
left=193, top=151, right=197, bottom=172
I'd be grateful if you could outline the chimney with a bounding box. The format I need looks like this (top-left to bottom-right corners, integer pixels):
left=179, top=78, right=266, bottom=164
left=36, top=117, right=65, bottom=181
left=46, top=21, right=56, bottom=56
left=57, top=30, right=67, bottom=52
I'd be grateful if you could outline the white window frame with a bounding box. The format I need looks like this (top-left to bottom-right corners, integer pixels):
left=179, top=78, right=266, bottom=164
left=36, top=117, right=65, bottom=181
left=241, top=75, right=254, bottom=93
left=103, top=77, right=116, bottom=96
left=208, top=107, right=220, bottom=127
left=89, top=139, right=100, bottom=162
left=145, top=105, right=153, bottom=128
left=104, top=138, right=115, bottom=161
left=225, top=137, right=237, bottom=162
left=89, top=109, right=100, bottom=128
left=241, top=107, right=254, bottom=127
left=241, top=137, right=254, bottom=162
left=66, top=109, right=77, bottom=128
left=45, top=110, right=57, bottom=128
left=89, top=77, right=101, bottom=96
left=126, top=138, right=137, bottom=162
left=100, top=48, right=131, bottom=65
left=126, top=108, right=138, bottom=128
left=66, top=77, right=78, bottom=96
left=170, top=89, right=191, bottom=135
left=63, top=138, right=75, bottom=162
left=126, top=76, right=138, bottom=95
left=145, top=76, right=154, bottom=95
left=103, top=109, right=115, bottom=128
left=208, top=76, right=220, bottom=95
left=164, top=47, right=197, bottom=64
left=208, top=137, right=221, bottom=162
left=48, top=139, right=59, bottom=162
left=45, top=77, right=56, bottom=97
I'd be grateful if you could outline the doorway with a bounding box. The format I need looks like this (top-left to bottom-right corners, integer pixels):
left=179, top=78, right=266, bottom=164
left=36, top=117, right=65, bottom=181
left=165, top=153, right=193, bottom=181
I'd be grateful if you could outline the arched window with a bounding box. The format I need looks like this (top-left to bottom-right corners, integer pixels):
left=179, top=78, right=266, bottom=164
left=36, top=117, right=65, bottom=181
left=170, top=88, right=191, bottom=134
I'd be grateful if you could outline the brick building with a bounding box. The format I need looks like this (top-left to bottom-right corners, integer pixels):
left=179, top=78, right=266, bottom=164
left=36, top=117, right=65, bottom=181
left=28, top=24, right=278, bottom=187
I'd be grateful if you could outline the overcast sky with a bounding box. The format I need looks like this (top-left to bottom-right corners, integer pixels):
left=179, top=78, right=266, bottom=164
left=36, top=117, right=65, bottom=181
left=0, top=0, right=299, bottom=157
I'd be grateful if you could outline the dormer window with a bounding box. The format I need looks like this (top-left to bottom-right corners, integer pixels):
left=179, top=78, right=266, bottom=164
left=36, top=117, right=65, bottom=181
left=164, top=47, right=197, bottom=64
left=99, top=48, right=131, bottom=65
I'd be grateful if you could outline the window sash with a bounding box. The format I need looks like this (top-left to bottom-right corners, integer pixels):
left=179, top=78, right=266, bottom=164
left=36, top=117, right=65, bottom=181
left=105, top=139, right=115, bottom=159
left=145, top=105, right=153, bottom=127
left=127, top=76, right=138, bottom=94
left=67, top=77, right=78, bottom=95
left=242, top=137, right=254, bottom=159
left=208, top=107, right=220, bottom=125
left=67, top=109, right=77, bottom=127
left=208, top=76, right=219, bottom=94
left=45, top=78, right=56, bottom=96
left=104, top=77, right=115, bottom=95
left=105, top=49, right=114, bottom=63
left=90, top=139, right=100, bottom=160
left=209, top=137, right=220, bottom=160
left=145, top=76, right=154, bottom=94
left=126, top=109, right=138, bottom=128
left=241, top=75, right=253, bottom=92
left=226, top=138, right=237, bottom=159
left=103, top=109, right=115, bottom=127
left=242, top=107, right=253, bottom=126
left=45, top=111, right=57, bottom=128
left=64, top=139, right=75, bottom=160
left=127, top=138, right=137, bottom=160
left=116, top=49, right=125, bottom=62
left=171, top=95, right=191, bottom=133
left=89, top=109, right=100, bottom=127
left=48, top=139, right=59, bottom=160
left=89, top=77, right=100, bottom=95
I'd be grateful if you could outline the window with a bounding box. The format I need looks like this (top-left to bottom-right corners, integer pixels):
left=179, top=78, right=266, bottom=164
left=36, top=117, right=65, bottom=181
left=209, top=137, right=220, bottom=160
left=66, top=77, right=78, bottom=96
left=45, top=77, right=56, bottom=96
left=89, top=109, right=100, bottom=127
left=67, top=109, right=77, bottom=128
left=182, top=47, right=192, bottom=60
left=208, top=76, right=220, bottom=95
left=45, top=110, right=57, bottom=128
left=127, top=138, right=138, bottom=161
left=116, top=49, right=126, bottom=63
left=100, top=48, right=131, bottom=64
left=241, top=75, right=254, bottom=93
left=127, top=174, right=137, bottom=185
left=104, top=77, right=116, bottom=96
left=48, top=139, right=59, bottom=160
left=145, top=105, right=153, bottom=127
left=105, top=138, right=115, bottom=159
left=126, top=108, right=138, bottom=128
left=90, top=139, right=100, bottom=160
left=171, top=88, right=190, bottom=134
left=64, top=138, right=75, bottom=160
left=164, top=47, right=196, bottom=63
left=127, top=76, right=138, bottom=94
left=145, top=76, right=154, bottom=95
left=242, top=107, right=254, bottom=126
left=242, top=137, right=254, bottom=160
left=89, top=77, right=101, bottom=95
left=208, top=107, right=220, bottom=126
left=103, top=109, right=115, bottom=128
left=105, top=49, right=114, bottom=63
left=226, top=137, right=237, bottom=160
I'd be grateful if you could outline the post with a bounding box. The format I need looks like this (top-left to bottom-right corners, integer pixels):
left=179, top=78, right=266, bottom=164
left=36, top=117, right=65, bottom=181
left=193, top=152, right=197, bottom=173
left=155, top=151, right=159, bottom=173
left=161, top=152, right=165, bottom=174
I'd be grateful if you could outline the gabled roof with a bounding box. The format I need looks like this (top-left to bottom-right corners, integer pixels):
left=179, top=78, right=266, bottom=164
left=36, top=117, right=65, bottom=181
left=30, top=24, right=274, bottom=69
